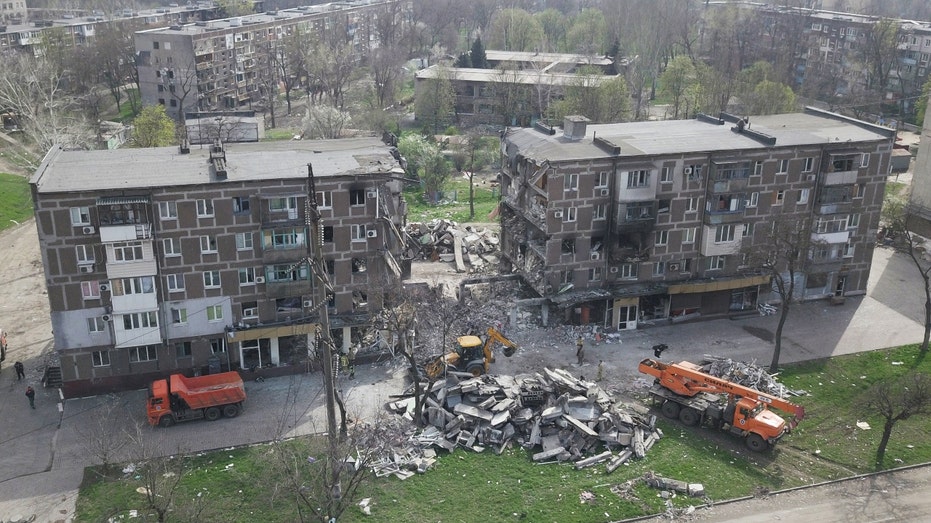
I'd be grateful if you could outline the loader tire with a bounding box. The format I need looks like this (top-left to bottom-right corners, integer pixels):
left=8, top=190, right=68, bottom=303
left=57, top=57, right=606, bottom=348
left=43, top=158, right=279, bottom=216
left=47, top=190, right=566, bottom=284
left=661, top=400, right=680, bottom=419
left=745, top=433, right=769, bottom=452
left=466, top=363, right=484, bottom=377
left=678, top=407, right=701, bottom=426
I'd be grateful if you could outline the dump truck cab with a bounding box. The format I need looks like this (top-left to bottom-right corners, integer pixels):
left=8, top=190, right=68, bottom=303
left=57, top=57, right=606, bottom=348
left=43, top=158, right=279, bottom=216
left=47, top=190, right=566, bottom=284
left=147, top=378, right=172, bottom=426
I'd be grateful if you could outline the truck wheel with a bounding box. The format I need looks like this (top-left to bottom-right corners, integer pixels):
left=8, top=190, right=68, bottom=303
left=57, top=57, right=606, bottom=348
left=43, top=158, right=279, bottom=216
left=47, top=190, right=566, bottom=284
left=205, top=407, right=221, bottom=421
left=158, top=416, right=175, bottom=428
left=746, top=433, right=769, bottom=452
left=678, top=407, right=701, bottom=426
left=466, top=363, right=484, bottom=376
left=661, top=400, right=680, bottom=419
left=223, top=404, right=240, bottom=418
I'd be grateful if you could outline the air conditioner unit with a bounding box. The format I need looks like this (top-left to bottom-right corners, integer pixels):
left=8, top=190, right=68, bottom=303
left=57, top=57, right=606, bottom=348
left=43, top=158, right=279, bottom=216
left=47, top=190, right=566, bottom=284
left=303, top=299, right=313, bottom=308
left=79, top=264, right=95, bottom=274
left=101, top=314, right=112, bottom=322
left=668, top=263, right=681, bottom=272
left=82, top=226, right=96, bottom=234
left=806, top=174, right=816, bottom=181
left=590, top=252, right=600, bottom=260
left=553, top=210, right=563, bottom=218
left=366, top=229, right=378, bottom=238
left=683, top=167, right=693, bottom=175
left=609, top=266, right=619, bottom=274
left=99, top=283, right=111, bottom=292
left=254, top=276, right=265, bottom=284
left=366, top=190, right=377, bottom=198
left=600, top=189, right=609, bottom=196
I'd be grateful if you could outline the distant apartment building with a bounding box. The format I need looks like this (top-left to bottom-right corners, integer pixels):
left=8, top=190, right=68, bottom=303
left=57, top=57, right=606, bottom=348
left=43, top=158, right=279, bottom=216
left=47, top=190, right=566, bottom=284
left=498, top=110, right=894, bottom=329
left=135, top=0, right=401, bottom=119
left=30, top=137, right=407, bottom=397
left=415, top=51, right=624, bottom=127
left=0, top=0, right=25, bottom=26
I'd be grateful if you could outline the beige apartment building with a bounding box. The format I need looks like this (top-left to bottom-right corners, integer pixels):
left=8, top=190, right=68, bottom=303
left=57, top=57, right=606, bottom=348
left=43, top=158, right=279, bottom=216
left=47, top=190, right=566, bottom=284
left=30, top=137, right=407, bottom=397
left=498, top=109, right=894, bottom=329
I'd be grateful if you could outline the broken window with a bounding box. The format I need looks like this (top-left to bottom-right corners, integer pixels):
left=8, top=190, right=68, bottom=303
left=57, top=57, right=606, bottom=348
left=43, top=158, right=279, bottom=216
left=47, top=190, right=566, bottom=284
left=349, top=189, right=365, bottom=205
left=561, top=239, right=575, bottom=255
left=323, top=226, right=334, bottom=242
left=326, top=259, right=335, bottom=275
left=352, top=290, right=368, bottom=309
left=351, top=257, right=367, bottom=273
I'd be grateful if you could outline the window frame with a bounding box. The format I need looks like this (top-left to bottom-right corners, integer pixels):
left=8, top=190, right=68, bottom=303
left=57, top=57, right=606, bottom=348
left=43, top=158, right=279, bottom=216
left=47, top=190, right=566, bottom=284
left=203, top=270, right=221, bottom=289
left=232, top=196, right=251, bottom=214
left=158, top=201, right=178, bottom=220
left=81, top=281, right=101, bottom=299
left=235, top=232, right=253, bottom=251
left=163, top=237, right=181, bottom=257
left=564, top=173, right=579, bottom=192
left=76, top=244, right=95, bottom=264
left=199, top=235, right=218, bottom=254
left=207, top=305, right=223, bottom=322
left=655, top=230, right=668, bottom=246
left=627, top=170, right=650, bottom=188
left=714, top=225, right=735, bottom=243
left=92, top=350, right=111, bottom=367
left=196, top=199, right=215, bottom=218
left=70, top=207, right=91, bottom=226
left=166, top=273, right=185, bottom=292
left=682, top=228, right=696, bottom=244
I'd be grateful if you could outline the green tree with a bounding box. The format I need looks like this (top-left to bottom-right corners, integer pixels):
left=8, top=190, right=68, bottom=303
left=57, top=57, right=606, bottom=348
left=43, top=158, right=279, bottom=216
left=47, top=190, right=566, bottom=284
left=534, top=8, right=569, bottom=52
left=216, top=0, right=252, bottom=17
left=659, top=55, right=696, bottom=119
left=553, top=70, right=631, bottom=124
left=132, top=105, right=176, bottom=148
left=486, top=8, right=543, bottom=52
left=566, top=8, right=608, bottom=55
left=415, top=66, right=455, bottom=133
left=745, top=80, right=798, bottom=115
left=455, top=52, right=471, bottom=68
left=916, top=77, right=931, bottom=125
left=470, top=36, right=488, bottom=69
left=397, top=134, right=449, bottom=204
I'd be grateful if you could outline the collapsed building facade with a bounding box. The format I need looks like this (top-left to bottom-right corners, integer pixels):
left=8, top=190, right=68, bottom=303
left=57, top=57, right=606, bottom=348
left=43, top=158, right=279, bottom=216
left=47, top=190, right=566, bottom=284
left=498, top=110, right=894, bottom=329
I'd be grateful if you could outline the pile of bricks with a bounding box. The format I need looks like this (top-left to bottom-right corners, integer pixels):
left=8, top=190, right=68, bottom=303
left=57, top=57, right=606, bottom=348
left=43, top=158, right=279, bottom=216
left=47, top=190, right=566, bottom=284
left=385, top=367, right=662, bottom=474
left=404, top=220, right=499, bottom=265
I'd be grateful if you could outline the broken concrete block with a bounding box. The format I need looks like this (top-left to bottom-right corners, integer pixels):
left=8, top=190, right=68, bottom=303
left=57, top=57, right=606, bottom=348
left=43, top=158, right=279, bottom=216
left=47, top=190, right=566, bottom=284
left=453, top=403, right=493, bottom=422
left=688, top=484, right=705, bottom=497
left=563, top=414, right=598, bottom=437
left=532, top=447, right=566, bottom=462
left=574, top=450, right=613, bottom=469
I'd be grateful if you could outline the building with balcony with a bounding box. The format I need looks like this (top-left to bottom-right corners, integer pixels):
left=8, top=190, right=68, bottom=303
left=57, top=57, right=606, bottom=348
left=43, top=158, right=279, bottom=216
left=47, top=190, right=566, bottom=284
left=134, top=0, right=402, bottom=119
left=30, top=136, right=407, bottom=397
left=498, top=109, right=894, bottom=330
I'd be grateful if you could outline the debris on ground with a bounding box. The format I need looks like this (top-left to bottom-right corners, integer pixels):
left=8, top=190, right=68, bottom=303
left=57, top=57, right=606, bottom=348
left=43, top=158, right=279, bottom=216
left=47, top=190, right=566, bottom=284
left=642, top=471, right=706, bottom=498
left=404, top=220, right=499, bottom=271
left=699, top=355, right=806, bottom=397
left=383, top=367, right=662, bottom=477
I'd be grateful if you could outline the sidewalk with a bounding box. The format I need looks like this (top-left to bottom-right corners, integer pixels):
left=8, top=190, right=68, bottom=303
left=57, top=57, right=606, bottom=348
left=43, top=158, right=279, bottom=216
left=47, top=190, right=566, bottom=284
left=0, top=247, right=924, bottom=522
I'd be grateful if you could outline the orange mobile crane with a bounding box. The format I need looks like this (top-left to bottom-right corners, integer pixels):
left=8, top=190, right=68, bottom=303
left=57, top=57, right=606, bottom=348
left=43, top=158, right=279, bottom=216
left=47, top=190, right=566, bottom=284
left=638, top=358, right=805, bottom=452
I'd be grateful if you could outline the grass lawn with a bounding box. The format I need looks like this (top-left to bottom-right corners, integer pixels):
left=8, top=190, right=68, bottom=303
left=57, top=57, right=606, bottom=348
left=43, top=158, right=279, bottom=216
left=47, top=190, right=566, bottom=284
left=0, top=172, right=33, bottom=232
left=76, top=344, right=931, bottom=521
left=404, top=176, right=500, bottom=223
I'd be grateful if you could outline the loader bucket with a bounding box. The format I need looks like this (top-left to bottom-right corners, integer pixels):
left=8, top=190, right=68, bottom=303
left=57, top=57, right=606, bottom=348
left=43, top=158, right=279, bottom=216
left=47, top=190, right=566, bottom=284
left=503, top=346, right=517, bottom=357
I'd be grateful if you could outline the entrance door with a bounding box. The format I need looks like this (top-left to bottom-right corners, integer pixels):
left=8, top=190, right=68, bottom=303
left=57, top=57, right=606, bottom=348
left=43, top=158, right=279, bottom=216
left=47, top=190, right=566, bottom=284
left=617, top=305, right=638, bottom=330
left=835, top=275, right=847, bottom=297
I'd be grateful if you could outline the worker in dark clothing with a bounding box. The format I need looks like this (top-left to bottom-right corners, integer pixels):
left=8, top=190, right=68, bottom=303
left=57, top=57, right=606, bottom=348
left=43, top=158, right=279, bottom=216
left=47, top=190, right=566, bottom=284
left=25, top=385, right=35, bottom=409
left=653, top=344, right=668, bottom=358
left=13, top=361, right=24, bottom=380
left=576, top=336, right=585, bottom=365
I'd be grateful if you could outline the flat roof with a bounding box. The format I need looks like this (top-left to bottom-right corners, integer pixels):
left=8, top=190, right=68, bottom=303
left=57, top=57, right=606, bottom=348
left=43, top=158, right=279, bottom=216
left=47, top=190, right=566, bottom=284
left=484, top=50, right=614, bottom=67
left=505, top=108, right=895, bottom=163
left=31, top=136, right=403, bottom=194
left=416, top=65, right=622, bottom=87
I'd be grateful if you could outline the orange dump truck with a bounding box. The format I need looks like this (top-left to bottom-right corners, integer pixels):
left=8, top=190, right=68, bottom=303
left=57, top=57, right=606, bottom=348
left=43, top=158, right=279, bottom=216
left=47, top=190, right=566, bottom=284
left=147, top=371, right=246, bottom=427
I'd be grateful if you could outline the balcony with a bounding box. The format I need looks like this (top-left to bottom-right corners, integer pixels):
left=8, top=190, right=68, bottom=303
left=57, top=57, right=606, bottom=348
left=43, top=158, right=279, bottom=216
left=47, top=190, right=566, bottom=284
left=100, top=223, right=152, bottom=242
left=265, top=280, right=313, bottom=299
left=111, top=291, right=158, bottom=314
left=612, top=202, right=656, bottom=233
left=711, top=177, right=749, bottom=193
left=823, top=170, right=857, bottom=186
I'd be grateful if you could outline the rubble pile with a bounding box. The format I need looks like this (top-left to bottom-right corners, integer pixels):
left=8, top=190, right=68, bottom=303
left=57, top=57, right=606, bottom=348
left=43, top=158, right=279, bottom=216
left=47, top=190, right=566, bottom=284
left=384, top=367, right=662, bottom=476
left=405, top=220, right=499, bottom=269
left=700, top=355, right=806, bottom=397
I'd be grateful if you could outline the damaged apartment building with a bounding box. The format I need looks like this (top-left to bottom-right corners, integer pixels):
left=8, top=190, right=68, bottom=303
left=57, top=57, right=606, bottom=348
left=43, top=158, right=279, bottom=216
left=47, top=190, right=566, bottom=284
left=498, top=110, right=894, bottom=329
left=30, top=137, right=406, bottom=396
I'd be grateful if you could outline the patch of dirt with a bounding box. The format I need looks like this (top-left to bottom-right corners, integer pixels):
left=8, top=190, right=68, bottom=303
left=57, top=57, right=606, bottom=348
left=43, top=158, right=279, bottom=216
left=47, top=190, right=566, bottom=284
left=743, top=325, right=775, bottom=343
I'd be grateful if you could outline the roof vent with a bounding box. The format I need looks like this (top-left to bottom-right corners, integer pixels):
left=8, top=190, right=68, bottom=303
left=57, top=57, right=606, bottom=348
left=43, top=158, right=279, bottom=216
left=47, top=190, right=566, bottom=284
left=562, top=115, right=589, bottom=141
left=210, top=139, right=227, bottom=179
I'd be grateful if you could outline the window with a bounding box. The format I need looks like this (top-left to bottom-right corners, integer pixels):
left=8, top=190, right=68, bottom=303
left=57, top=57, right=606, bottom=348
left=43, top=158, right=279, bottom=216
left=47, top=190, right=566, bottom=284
left=847, top=213, right=860, bottom=229
left=269, top=263, right=308, bottom=283
left=316, top=191, right=332, bottom=208
left=774, top=190, right=785, bottom=204
left=854, top=184, right=865, bottom=198
left=129, top=345, right=158, bottom=363
left=350, top=189, right=366, bottom=205
left=239, top=267, right=256, bottom=285
left=710, top=255, right=726, bottom=270
left=748, top=192, right=759, bottom=208
left=861, top=153, right=870, bottom=167
left=323, top=226, right=334, bottom=242
left=564, top=173, right=579, bottom=192
left=620, top=263, right=638, bottom=279
left=153, top=41, right=159, bottom=49
left=715, top=225, right=735, bottom=243
left=166, top=273, right=185, bottom=292
left=777, top=159, right=789, bottom=174
left=87, top=317, right=106, bottom=333
left=241, top=301, right=258, bottom=319
left=203, top=270, right=221, bottom=288
left=92, top=350, right=110, bottom=367
left=163, top=237, right=181, bottom=257
left=802, top=157, right=814, bottom=173
left=657, top=199, right=670, bottom=214
left=593, top=204, right=606, bottom=221
left=76, top=245, right=94, bottom=264
left=797, top=188, right=810, bottom=205
left=70, top=207, right=91, bottom=225
left=844, top=242, right=855, bottom=258
left=158, top=201, right=177, bottom=219
left=565, top=207, right=577, bottom=222
left=627, top=170, right=650, bottom=188
left=351, top=224, right=367, bottom=241
left=561, top=239, right=575, bottom=254
left=81, top=281, right=100, bottom=299
left=267, top=228, right=306, bottom=249
left=588, top=267, right=603, bottom=281
left=210, top=339, right=225, bottom=354
left=123, top=312, right=158, bottom=330
left=660, top=167, right=672, bottom=183
left=655, top=230, right=668, bottom=246
left=681, top=258, right=691, bottom=272
left=200, top=235, right=218, bottom=253
left=685, top=164, right=702, bottom=181
left=742, top=223, right=753, bottom=238
left=232, top=196, right=251, bottom=214
left=171, top=308, right=188, bottom=325
left=653, top=261, right=666, bottom=277
left=196, top=199, right=214, bottom=217
left=113, top=241, right=144, bottom=262
left=175, top=342, right=192, bottom=358
left=682, top=228, right=696, bottom=244
left=236, top=232, right=253, bottom=250
left=596, top=171, right=609, bottom=188
left=111, top=276, right=155, bottom=296
left=270, top=196, right=299, bottom=212
left=686, top=197, right=699, bottom=212
left=207, top=305, right=223, bottom=322
left=754, top=161, right=763, bottom=176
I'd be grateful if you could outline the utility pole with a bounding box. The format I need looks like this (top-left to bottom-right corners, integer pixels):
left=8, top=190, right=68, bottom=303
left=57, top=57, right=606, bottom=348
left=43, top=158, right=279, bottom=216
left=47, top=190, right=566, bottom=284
left=305, top=163, right=342, bottom=505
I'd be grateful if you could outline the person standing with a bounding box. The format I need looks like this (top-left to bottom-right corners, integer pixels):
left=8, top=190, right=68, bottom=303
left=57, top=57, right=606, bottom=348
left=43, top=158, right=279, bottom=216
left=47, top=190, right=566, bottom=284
left=14, top=361, right=24, bottom=381
left=576, top=336, right=585, bottom=366
left=25, top=385, right=35, bottom=409
left=348, top=345, right=357, bottom=379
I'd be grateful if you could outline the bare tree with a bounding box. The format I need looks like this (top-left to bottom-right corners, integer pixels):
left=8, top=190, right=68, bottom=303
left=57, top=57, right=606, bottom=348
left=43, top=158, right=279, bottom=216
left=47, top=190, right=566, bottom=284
left=302, top=105, right=352, bottom=140
left=450, top=134, right=496, bottom=220
left=127, top=424, right=199, bottom=523
left=883, top=199, right=931, bottom=352
left=863, top=372, right=931, bottom=468
left=74, top=395, right=132, bottom=477
left=369, top=45, right=404, bottom=110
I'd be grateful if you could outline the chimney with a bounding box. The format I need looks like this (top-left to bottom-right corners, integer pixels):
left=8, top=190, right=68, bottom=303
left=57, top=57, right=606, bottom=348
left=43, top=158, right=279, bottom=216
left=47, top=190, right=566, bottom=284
left=210, top=139, right=227, bottom=180
left=563, top=115, right=589, bottom=141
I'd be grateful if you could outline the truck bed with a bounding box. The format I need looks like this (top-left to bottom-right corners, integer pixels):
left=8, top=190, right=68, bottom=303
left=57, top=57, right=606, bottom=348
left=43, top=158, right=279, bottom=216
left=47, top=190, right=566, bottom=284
left=170, top=372, right=245, bottom=410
